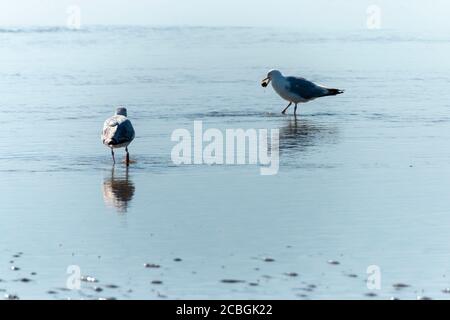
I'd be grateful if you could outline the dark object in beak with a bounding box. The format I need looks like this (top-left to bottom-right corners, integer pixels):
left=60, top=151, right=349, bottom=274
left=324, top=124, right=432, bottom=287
left=261, top=77, right=270, bottom=87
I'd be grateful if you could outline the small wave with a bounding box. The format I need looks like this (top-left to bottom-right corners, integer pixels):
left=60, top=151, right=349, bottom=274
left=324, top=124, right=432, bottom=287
left=0, top=25, right=254, bottom=34
left=183, top=111, right=268, bottom=119
left=0, top=26, right=88, bottom=34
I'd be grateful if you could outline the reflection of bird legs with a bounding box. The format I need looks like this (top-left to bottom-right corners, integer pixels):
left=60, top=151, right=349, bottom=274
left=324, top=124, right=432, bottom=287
left=125, top=147, right=130, bottom=166
left=281, top=102, right=292, bottom=114
left=111, top=149, right=116, bottom=164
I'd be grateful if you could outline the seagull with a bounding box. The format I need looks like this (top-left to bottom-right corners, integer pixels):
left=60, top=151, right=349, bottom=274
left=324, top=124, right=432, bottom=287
left=261, top=69, right=344, bottom=115
left=102, top=107, right=135, bottom=166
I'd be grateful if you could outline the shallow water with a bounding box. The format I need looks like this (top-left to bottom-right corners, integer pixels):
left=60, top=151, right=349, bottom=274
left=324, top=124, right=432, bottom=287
left=2, top=26, right=450, bottom=299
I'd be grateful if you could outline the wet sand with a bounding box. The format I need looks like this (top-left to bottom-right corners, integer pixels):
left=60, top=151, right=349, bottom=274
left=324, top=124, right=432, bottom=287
left=2, top=26, right=450, bottom=299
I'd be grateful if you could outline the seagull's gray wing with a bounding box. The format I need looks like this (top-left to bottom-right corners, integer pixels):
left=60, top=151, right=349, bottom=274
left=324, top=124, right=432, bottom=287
left=285, top=76, right=328, bottom=100
left=102, top=116, right=135, bottom=145
left=115, top=118, right=135, bottom=144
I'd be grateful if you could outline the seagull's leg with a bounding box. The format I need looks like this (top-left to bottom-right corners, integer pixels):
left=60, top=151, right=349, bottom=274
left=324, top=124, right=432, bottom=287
left=111, top=148, right=116, bottom=164
left=294, top=103, right=298, bottom=116
left=125, top=147, right=130, bottom=166
left=281, top=102, right=292, bottom=114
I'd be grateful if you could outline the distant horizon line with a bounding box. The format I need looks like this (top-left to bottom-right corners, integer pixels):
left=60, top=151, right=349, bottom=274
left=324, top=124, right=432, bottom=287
left=0, top=23, right=386, bottom=30
left=0, top=24, right=446, bottom=37
left=0, top=24, right=405, bottom=33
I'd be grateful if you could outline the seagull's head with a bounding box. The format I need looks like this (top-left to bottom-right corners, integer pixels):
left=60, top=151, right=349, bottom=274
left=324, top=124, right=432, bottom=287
left=261, top=69, right=282, bottom=87
left=115, top=107, right=127, bottom=117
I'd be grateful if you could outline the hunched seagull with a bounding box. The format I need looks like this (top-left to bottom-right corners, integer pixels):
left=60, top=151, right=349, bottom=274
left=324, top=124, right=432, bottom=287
left=102, top=107, right=135, bottom=166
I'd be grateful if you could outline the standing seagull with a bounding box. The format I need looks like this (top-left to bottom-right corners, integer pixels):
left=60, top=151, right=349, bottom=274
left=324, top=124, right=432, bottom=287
left=102, top=107, right=135, bottom=166
left=261, top=69, right=344, bottom=115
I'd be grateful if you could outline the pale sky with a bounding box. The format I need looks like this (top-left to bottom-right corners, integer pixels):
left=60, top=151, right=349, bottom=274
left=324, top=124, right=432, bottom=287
left=0, top=0, right=448, bottom=32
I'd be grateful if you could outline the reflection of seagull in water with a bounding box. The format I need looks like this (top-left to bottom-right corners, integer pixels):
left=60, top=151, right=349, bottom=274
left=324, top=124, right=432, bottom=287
left=279, top=117, right=337, bottom=151
left=261, top=69, right=344, bottom=116
left=102, top=166, right=135, bottom=213
left=102, top=107, right=135, bottom=166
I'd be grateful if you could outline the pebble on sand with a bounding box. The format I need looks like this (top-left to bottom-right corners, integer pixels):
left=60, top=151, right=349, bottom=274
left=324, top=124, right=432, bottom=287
left=284, top=272, right=298, bottom=277
left=151, top=280, right=163, bottom=285
left=327, top=260, right=340, bottom=265
left=263, top=257, right=275, bottom=262
left=220, top=279, right=245, bottom=284
left=392, top=283, right=410, bottom=289
left=10, top=266, right=20, bottom=271
left=144, top=263, right=161, bottom=268
left=81, top=276, right=98, bottom=283
left=4, top=294, right=19, bottom=300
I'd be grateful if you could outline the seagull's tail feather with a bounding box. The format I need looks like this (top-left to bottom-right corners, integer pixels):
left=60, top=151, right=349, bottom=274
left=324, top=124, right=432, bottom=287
left=325, top=88, right=344, bottom=96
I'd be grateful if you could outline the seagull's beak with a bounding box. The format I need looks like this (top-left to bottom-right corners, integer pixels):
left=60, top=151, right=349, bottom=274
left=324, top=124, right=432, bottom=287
left=261, top=77, right=270, bottom=87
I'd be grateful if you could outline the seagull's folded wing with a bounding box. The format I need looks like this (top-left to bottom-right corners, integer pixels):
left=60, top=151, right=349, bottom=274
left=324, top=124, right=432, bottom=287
left=286, top=77, right=328, bottom=99
left=115, top=119, right=135, bottom=144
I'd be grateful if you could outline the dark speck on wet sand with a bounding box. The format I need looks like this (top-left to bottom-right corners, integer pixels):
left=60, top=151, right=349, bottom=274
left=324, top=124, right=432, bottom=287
left=392, top=283, right=410, bottom=289
left=221, top=279, right=245, bottom=284
left=327, top=260, right=340, bottom=265
left=4, top=294, right=19, bottom=300
left=284, top=272, right=298, bottom=277
left=144, top=263, right=161, bottom=268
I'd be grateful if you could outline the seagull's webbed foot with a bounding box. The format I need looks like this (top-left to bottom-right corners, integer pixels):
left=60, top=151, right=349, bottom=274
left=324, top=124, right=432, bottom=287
left=281, top=102, right=292, bottom=114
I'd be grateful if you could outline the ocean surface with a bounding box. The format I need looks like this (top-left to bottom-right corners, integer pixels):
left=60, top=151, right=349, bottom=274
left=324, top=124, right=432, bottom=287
left=2, top=25, right=450, bottom=299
